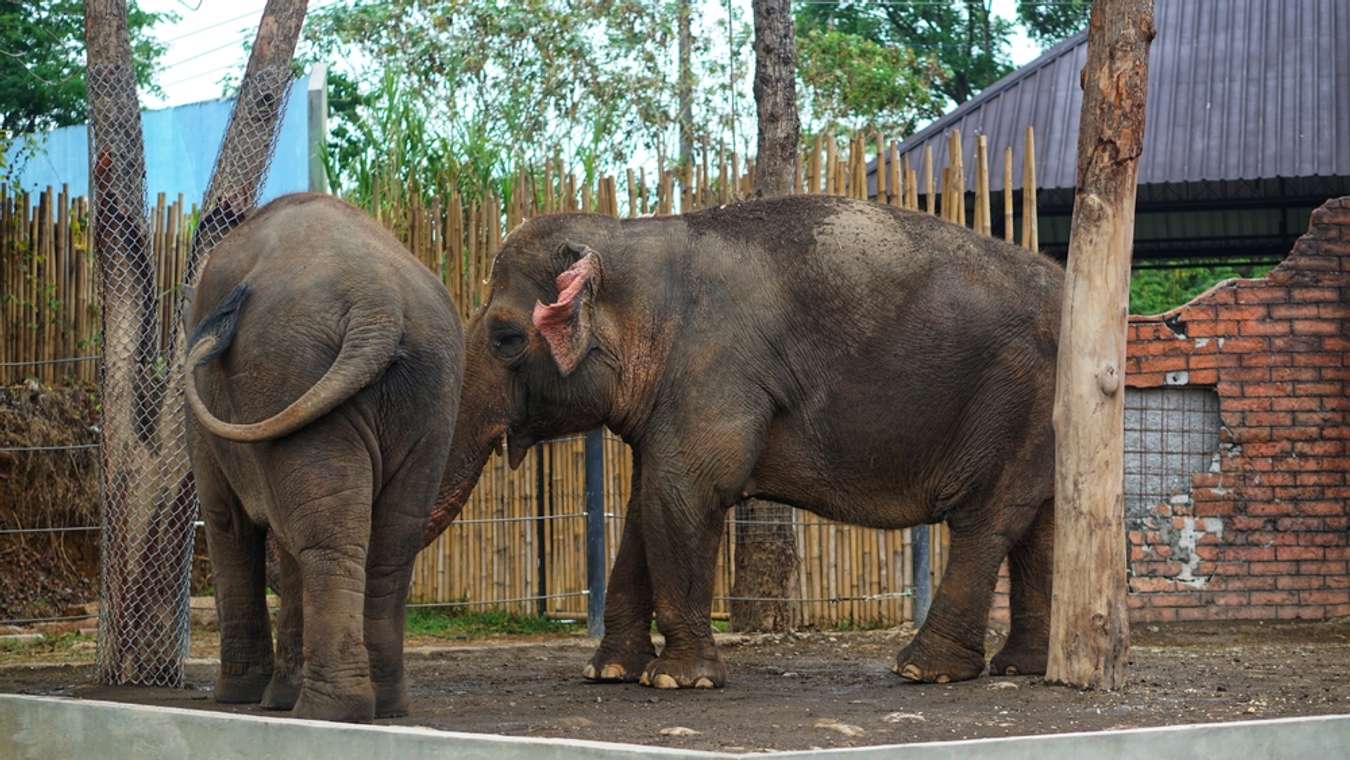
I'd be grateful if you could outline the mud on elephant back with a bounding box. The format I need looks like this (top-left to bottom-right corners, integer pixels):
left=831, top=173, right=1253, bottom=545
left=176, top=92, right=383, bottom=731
left=184, top=194, right=464, bottom=722
left=423, top=194, right=1063, bottom=690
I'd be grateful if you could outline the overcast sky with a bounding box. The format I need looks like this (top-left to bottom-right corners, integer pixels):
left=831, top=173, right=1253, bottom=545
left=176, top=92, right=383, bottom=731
left=140, top=0, right=1044, bottom=111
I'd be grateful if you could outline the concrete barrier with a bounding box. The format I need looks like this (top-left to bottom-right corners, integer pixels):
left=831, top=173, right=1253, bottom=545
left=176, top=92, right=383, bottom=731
left=2, top=694, right=1347, bottom=760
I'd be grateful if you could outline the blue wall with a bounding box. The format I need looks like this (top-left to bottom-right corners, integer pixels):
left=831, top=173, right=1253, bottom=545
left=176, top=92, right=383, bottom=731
left=5, top=78, right=310, bottom=206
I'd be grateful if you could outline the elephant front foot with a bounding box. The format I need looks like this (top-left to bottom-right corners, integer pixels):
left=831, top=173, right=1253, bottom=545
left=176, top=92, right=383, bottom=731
left=292, top=683, right=376, bottom=723
left=638, top=653, right=726, bottom=689
left=214, top=663, right=272, bottom=704
left=892, top=633, right=985, bottom=684
left=259, top=670, right=302, bottom=711
left=582, top=641, right=658, bottom=683
left=989, top=637, right=1047, bottom=677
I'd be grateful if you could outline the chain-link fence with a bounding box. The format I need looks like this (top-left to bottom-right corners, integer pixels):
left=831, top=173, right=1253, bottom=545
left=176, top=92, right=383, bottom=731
left=85, top=45, right=294, bottom=684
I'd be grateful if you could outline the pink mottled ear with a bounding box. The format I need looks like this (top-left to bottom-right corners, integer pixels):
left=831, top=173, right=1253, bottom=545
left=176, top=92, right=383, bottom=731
left=531, top=245, right=602, bottom=376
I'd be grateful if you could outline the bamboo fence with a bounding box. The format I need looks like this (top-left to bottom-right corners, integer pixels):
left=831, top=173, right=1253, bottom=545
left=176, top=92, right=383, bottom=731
left=2, top=127, right=1040, bottom=627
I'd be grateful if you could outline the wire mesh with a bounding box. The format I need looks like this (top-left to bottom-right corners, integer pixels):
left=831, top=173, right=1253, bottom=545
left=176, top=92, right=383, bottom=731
left=87, top=60, right=293, bottom=687
left=1124, top=387, right=1222, bottom=519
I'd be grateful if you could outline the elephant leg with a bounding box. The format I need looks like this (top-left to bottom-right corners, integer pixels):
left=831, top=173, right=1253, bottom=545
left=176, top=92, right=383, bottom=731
left=260, top=544, right=303, bottom=710
left=198, top=464, right=273, bottom=704
left=895, top=520, right=1011, bottom=684
left=636, top=412, right=764, bottom=690
left=991, top=498, right=1054, bottom=676
left=275, top=437, right=376, bottom=723
left=584, top=458, right=656, bottom=683
left=364, top=445, right=443, bottom=720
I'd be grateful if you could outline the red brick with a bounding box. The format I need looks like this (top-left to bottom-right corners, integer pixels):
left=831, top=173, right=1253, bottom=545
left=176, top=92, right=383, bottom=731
left=1270, top=304, right=1320, bottom=319
left=1129, top=372, right=1166, bottom=388
left=1131, top=607, right=1179, bottom=623
left=1316, top=303, right=1350, bottom=318
left=1189, top=320, right=1240, bottom=337
left=1282, top=426, right=1325, bottom=441
left=1298, top=532, right=1345, bottom=546
left=1297, top=502, right=1347, bottom=517
left=1219, top=337, right=1269, bottom=353
left=1298, top=560, right=1348, bottom=574
left=1251, top=590, right=1299, bottom=605
left=1232, top=426, right=1272, bottom=443
left=1292, top=352, right=1342, bottom=367
left=1236, top=287, right=1289, bottom=304
left=1274, top=486, right=1328, bottom=500
left=1292, top=411, right=1341, bottom=425
left=1295, top=471, right=1345, bottom=485
left=1291, top=319, right=1342, bottom=335
left=1224, top=367, right=1272, bottom=382
left=1302, top=590, right=1350, bottom=605
left=1295, top=441, right=1345, bottom=456
left=1243, top=441, right=1293, bottom=457
left=1224, top=397, right=1272, bottom=411
left=1208, top=575, right=1276, bottom=590
left=1249, top=561, right=1298, bottom=574
left=1291, top=287, right=1340, bottom=302
left=1276, top=575, right=1324, bottom=590
left=1271, top=367, right=1320, bottom=382
left=1246, top=411, right=1293, bottom=426
left=1143, top=593, right=1196, bottom=608
left=1223, top=546, right=1276, bottom=561
left=1230, top=516, right=1273, bottom=530
left=1273, top=336, right=1324, bottom=352
left=1277, top=605, right=1326, bottom=620
left=1293, top=382, right=1342, bottom=395
left=1246, top=531, right=1298, bottom=545
left=1271, top=397, right=1322, bottom=412
left=1245, top=382, right=1294, bottom=397
left=1240, top=320, right=1292, bottom=336
left=1138, top=356, right=1188, bottom=373
left=1129, top=576, right=1180, bottom=593
left=1190, top=353, right=1241, bottom=369
left=1276, top=546, right=1324, bottom=560
left=1218, top=305, right=1268, bottom=320
left=1240, top=352, right=1292, bottom=367
left=1322, top=337, right=1350, bottom=352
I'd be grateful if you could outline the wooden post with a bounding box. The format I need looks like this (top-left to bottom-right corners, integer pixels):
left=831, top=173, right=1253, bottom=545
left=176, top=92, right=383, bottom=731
left=1003, top=146, right=1015, bottom=242
left=975, top=135, right=991, bottom=237
left=1021, top=127, right=1039, bottom=251
left=1047, top=0, right=1155, bottom=691
left=923, top=145, right=934, bottom=214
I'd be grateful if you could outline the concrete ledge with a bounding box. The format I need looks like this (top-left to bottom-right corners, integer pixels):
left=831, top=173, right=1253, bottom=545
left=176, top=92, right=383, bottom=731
left=2, top=694, right=1347, bottom=760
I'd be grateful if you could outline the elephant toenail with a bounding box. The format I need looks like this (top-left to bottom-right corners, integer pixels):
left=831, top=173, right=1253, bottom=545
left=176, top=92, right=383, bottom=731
left=600, top=664, right=625, bottom=680
left=582, top=664, right=597, bottom=680
left=900, top=664, right=923, bottom=681
left=693, top=677, right=715, bottom=689
left=1005, top=666, right=1019, bottom=676
left=936, top=674, right=950, bottom=684
left=653, top=674, right=680, bottom=689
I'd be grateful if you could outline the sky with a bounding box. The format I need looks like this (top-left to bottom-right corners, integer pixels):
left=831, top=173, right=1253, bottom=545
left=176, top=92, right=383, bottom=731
left=140, top=0, right=1045, bottom=111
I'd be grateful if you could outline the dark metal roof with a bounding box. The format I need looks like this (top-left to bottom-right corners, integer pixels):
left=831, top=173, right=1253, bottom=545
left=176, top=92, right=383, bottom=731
left=876, top=0, right=1350, bottom=202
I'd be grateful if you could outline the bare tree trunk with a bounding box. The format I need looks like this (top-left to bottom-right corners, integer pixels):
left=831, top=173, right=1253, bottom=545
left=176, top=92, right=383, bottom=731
left=750, top=0, right=799, bottom=198
left=1047, top=0, right=1154, bottom=691
left=86, top=0, right=309, bottom=686
left=730, top=0, right=800, bottom=633
left=677, top=0, right=693, bottom=166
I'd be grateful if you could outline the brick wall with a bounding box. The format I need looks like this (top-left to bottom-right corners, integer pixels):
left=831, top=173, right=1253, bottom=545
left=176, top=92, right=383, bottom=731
left=989, top=196, right=1349, bottom=627
left=1123, top=196, right=1349, bottom=622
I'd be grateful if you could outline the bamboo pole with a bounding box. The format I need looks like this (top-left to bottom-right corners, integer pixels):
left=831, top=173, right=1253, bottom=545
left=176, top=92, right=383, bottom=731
left=923, top=145, right=934, bottom=214
left=1004, top=146, right=1015, bottom=243
left=975, top=135, right=991, bottom=237
left=1022, top=127, right=1039, bottom=251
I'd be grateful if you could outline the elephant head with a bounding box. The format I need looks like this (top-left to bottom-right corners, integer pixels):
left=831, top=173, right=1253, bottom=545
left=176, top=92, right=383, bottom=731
left=423, top=214, right=636, bottom=544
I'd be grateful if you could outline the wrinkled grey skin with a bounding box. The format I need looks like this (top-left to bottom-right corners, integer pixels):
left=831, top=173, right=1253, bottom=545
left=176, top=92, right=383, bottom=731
left=429, top=194, right=1063, bottom=690
left=185, top=193, right=463, bottom=722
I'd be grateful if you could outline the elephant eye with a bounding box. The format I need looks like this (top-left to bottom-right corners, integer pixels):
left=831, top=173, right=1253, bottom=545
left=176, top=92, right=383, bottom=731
left=489, top=327, right=527, bottom=360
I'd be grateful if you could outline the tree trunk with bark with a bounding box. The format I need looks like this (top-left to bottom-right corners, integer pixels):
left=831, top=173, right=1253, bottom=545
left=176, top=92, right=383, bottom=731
left=677, top=0, right=693, bottom=166
left=1046, top=0, right=1155, bottom=691
left=731, top=0, right=801, bottom=633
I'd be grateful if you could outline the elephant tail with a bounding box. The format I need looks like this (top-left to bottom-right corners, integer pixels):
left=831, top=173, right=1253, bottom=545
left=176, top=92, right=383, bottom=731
left=184, top=282, right=402, bottom=443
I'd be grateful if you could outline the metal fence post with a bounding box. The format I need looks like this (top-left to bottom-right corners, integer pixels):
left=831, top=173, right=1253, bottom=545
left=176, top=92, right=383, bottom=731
left=584, top=428, right=606, bottom=638
left=911, top=525, right=932, bottom=627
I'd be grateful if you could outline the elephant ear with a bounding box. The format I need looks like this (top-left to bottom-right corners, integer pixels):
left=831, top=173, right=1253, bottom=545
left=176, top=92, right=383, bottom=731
left=532, top=242, right=603, bottom=376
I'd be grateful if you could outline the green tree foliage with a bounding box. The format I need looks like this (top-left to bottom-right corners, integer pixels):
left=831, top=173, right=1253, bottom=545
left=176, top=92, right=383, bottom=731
left=301, top=0, right=716, bottom=199
left=1129, top=263, right=1274, bottom=316
left=796, top=0, right=1015, bottom=123
left=0, top=0, right=172, bottom=134
left=795, top=26, right=943, bottom=135
left=1016, top=0, right=1093, bottom=46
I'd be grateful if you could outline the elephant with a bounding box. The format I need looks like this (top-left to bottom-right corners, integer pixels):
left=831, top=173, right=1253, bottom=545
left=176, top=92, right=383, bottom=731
left=424, top=194, right=1063, bottom=690
left=184, top=193, right=463, bottom=722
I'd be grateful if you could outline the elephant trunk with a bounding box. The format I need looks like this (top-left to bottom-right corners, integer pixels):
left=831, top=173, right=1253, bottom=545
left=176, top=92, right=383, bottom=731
left=422, top=322, right=509, bottom=547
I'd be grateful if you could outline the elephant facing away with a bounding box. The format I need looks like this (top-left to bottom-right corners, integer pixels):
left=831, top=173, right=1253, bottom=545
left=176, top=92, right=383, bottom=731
left=185, top=193, right=463, bottom=722
left=425, top=194, right=1062, bottom=689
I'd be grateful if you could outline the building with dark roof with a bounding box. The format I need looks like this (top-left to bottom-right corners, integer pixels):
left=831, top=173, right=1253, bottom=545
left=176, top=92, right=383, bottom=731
left=872, top=0, right=1350, bottom=264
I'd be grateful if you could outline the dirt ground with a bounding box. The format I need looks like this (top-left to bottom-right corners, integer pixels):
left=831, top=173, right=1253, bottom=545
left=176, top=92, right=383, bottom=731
left=3, top=620, right=1350, bottom=751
